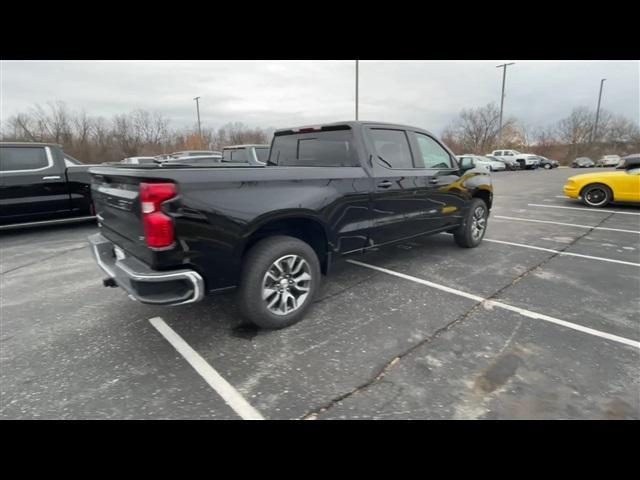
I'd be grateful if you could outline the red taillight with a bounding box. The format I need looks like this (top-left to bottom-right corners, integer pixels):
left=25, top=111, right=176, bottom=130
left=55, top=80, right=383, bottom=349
left=139, top=182, right=176, bottom=248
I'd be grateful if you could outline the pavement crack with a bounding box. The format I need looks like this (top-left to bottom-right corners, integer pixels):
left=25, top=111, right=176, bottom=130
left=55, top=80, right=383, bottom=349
left=0, top=244, right=88, bottom=276
left=301, top=297, right=486, bottom=420
left=301, top=211, right=618, bottom=420
left=492, top=210, right=618, bottom=292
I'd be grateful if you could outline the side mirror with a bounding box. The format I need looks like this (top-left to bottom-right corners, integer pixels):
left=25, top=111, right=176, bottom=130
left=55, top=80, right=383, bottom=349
left=459, top=157, right=475, bottom=172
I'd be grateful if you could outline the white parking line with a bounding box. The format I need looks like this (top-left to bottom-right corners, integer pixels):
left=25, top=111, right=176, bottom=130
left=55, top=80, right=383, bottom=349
left=528, top=203, right=640, bottom=216
left=484, top=238, right=640, bottom=267
left=149, top=317, right=265, bottom=420
left=494, top=215, right=640, bottom=234
left=347, top=259, right=640, bottom=349
left=555, top=196, right=570, bottom=199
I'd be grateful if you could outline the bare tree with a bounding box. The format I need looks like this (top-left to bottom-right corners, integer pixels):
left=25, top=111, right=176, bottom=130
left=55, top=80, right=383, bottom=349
left=443, top=103, right=516, bottom=153
left=556, top=107, right=595, bottom=146
left=603, top=114, right=640, bottom=150
left=6, top=100, right=632, bottom=166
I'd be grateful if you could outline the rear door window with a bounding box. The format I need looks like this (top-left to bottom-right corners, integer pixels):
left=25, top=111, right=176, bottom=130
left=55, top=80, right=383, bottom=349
left=0, top=146, right=51, bottom=172
left=370, top=129, right=414, bottom=169
left=255, top=148, right=269, bottom=163
left=231, top=150, right=248, bottom=163
left=269, top=128, right=359, bottom=167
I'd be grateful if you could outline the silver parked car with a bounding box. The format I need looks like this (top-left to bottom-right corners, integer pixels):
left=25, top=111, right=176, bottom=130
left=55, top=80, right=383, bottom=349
left=596, top=155, right=622, bottom=167
left=486, top=154, right=519, bottom=170
left=456, top=154, right=506, bottom=172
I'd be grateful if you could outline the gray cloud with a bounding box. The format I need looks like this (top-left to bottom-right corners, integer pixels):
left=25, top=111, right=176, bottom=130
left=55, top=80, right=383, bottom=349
left=1, top=60, right=638, bottom=135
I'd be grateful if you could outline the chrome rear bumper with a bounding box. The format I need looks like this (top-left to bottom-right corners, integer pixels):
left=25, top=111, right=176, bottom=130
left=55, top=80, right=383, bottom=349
left=89, top=233, right=204, bottom=306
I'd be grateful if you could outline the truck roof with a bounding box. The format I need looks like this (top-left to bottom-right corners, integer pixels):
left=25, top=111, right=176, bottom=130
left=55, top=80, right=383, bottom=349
left=274, top=121, right=438, bottom=138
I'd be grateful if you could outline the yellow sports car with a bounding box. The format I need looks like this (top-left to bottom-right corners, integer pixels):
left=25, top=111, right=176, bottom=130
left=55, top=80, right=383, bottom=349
left=563, top=155, right=640, bottom=207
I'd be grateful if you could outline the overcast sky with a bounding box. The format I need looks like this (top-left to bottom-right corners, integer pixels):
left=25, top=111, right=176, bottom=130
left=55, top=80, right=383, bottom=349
left=1, top=60, right=638, bottom=135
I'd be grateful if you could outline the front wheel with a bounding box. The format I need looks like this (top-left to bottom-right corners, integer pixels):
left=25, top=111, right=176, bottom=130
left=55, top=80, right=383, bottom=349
left=581, top=184, right=612, bottom=208
left=453, top=198, right=489, bottom=248
left=238, top=236, right=321, bottom=329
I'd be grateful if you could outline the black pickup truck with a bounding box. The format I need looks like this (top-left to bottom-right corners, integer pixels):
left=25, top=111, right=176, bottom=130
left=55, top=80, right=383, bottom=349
left=88, top=121, right=493, bottom=329
left=0, top=142, right=94, bottom=227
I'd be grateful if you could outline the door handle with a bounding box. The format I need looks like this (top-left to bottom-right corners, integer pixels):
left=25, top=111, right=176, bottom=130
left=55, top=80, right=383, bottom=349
left=428, top=178, right=439, bottom=184
left=42, top=176, right=61, bottom=180
left=377, top=180, right=393, bottom=189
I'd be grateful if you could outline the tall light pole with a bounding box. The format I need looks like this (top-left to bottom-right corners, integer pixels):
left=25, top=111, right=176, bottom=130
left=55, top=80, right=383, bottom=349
left=591, top=78, right=606, bottom=144
left=355, top=60, right=359, bottom=121
left=193, top=96, right=202, bottom=147
left=496, top=62, right=515, bottom=147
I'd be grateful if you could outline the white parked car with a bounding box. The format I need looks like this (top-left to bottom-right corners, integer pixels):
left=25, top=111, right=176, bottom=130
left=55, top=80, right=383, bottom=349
left=456, top=154, right=506, bottom=172
left=489, top=149, right=539, bottom=169
left=596, top=155, right=621, bottom=167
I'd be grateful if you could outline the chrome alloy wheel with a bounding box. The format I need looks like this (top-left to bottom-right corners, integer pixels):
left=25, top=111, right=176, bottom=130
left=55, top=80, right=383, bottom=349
left=584, top=187, right=608, bottom=206
left=262, top=254, right=312, bottom=315
left=471, top=205, right=487, bottom=240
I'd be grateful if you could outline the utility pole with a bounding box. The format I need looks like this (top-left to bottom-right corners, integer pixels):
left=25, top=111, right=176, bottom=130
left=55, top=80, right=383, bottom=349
left=591, top=78, right=606, bottom=144
left=355, top=60, right=359, bottom=121
left=496, top=62, right=515, bottom=147
left=193, top=96, right=202, bottom=148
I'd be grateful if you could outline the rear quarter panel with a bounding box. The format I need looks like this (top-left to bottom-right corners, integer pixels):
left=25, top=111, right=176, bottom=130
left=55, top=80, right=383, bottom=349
left=126, top=166, right=373, bottom=291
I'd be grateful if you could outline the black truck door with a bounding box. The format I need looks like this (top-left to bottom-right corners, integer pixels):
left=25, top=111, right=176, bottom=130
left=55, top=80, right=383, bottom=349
left=0, top=145, right=70, bottom=222
left=366, top=127, right=446, bottom=245
left=406, top=131, right=467, bottom=232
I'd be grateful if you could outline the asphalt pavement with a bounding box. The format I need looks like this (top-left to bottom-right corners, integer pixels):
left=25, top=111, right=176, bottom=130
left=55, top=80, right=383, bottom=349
left=1, top=167, right=638, bottom=419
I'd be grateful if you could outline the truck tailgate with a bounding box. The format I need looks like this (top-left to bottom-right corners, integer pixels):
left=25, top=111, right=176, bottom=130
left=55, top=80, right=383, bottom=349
left=90, top=170, right=150, bottom=261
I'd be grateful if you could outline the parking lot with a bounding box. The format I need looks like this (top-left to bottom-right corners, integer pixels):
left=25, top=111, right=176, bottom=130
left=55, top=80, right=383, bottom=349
left=1, top=167, right=638, bottom=419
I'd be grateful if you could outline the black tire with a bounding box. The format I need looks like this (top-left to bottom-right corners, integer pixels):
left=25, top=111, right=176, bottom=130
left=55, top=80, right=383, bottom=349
left=581, top=183, right=612, bottom=208
left=238, top=235, right=321, bottom=329
left=543, top=163, right=552, bottom=169
left=453, top=198, right=489, bottom=248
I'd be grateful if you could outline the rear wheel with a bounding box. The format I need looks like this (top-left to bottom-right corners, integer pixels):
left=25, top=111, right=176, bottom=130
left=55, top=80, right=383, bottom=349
left=453, top=198, right=488, bottom=248
left=238, top=236, right=321, bottom=329
left=543, top=163, right=552, bottom=169
left=581, top=184, right=612, bottom=208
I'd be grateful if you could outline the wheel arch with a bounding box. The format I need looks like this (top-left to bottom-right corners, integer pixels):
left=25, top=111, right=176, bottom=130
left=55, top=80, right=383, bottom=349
left=241, top=214, right=330, bottom=274
left=580, top=181, right=614, bottom=201
left=472, top=188, right=493, bottom=209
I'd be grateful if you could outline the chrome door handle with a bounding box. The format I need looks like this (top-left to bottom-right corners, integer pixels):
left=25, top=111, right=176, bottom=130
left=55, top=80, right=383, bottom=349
left=42, top=176, right=61, bottom=180
left=428, top=178, right=439, bottom=184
